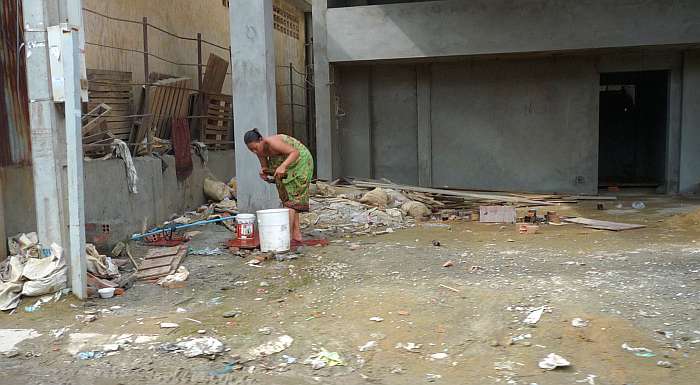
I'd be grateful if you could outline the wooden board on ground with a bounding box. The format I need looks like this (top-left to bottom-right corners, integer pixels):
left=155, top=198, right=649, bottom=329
left=137, top=245, right=188, bottom=280
left=562, top=217, right=646, bottom=231
left=479, top=206, right=516, bottom=223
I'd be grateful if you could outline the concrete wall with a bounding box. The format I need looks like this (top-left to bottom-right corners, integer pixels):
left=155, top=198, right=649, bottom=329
left=1, top=151, right=235, bottom=248
left=337, top=55, right=600, bottom=193
left=326, top=0, right=700, bottom=62
left=680, top=50, right=700, bottom=193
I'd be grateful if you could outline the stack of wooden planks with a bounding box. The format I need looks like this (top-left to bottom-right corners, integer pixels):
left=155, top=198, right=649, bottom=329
left=136, top=245, right=188, bottom=281
left=86, top=69, right=134, bottom=143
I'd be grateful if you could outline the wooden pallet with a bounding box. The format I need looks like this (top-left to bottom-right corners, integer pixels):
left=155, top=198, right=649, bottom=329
left=199, top=93, right=232, bottom=150
left=86, top=69, right=133, bottom=145
left=136, top=245, right=188, bottom=281
left=132, top=77, right=192, bottom=155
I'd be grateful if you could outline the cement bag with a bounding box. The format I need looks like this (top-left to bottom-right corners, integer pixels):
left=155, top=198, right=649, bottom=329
left=204, top=177, right=231, bottom=202
left=228, top=177, right=238, bottom=198
left=401, top=200, right=431, bottom=219
left=359, top=188, right=390, bottom=207
left=21, top=266, right=67, bottom=297
left=22, top=243, right=64, bottom=281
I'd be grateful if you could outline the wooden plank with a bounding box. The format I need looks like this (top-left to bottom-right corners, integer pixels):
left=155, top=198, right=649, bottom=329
left=144, top=245, right=181, bottom=259
left=87, top=83, right=132, bottom=92
left=562, top=195, right=618, bottom=201
left=350, top=180, right=556, bottom=206
left=562, top=217, right=646, bottom=231
left=200, top=53, right=229, bottom=93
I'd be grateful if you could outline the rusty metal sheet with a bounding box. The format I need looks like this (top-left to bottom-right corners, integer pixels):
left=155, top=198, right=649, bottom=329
left=0, top=0, right=31, bottom=167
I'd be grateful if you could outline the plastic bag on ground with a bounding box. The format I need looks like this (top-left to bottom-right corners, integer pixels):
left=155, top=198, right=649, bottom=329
left=21, top=266, right=67, bottom=297
left=22, top=243, right=65, bottom=281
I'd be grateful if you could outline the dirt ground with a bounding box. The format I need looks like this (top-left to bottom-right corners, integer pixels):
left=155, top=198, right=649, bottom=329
left=1, top=195, right=699, bottom=385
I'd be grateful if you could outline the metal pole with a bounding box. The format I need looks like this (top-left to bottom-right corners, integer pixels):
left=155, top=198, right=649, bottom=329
left=289, top=63, right=295, bottom=136
left=142, top=16, right=149, bottom=82
left=61, top=23, right=87, bottom=299
left=197, top=32, right=203, bottom=89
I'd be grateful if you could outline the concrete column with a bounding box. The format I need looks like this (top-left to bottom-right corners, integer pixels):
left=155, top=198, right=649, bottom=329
left=23, top=0, right=67, bottom=249
left=680, top=50, right=700, bottom=193
left=229, top=0, right=280, bottom=211
left=416, top=64, right=432, bottom=187
left=23, top=0, right=87, bottom=298
left=312, top=0, right=337, bottom=180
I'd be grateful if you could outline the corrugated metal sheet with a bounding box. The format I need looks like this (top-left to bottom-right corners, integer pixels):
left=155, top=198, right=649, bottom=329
left=0, top=0, right=31, bottom=167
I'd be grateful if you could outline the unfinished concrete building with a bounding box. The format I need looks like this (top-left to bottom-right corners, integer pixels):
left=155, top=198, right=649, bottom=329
left=314, top=0, right=700, bottom=195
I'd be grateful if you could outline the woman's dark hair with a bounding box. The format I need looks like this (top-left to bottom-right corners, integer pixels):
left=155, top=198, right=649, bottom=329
left=244, top=128, right=263, bottom=144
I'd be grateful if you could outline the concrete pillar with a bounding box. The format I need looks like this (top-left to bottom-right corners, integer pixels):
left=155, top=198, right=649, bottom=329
left=312, top=0, right=338, bottom=180
left=229, top=0, right=280, bottom=211
left=680, top=50, right=700, bottom=193
left=416, top=64, right=432, bottom=187
left=23, top=0, right=87, bottom=298
left=23, top=0, right=67, bottom=249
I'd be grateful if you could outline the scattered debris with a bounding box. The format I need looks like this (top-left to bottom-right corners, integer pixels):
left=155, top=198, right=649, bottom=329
left=430, top=352, right=448, bottom=360
left=432, top=240, right=441, bottom=247
left=657, top=360, right=673, bottom=368
left=523, top=307, right=545, bottom=325
left=571, top=318, right=589, bottom=328
left=189, top=247, right=224, bottom=256
left=156, top=266, right=189, bottom=288
left=358, top=341, right=377, bottom=352
left=222, top=310, right=241, bottom=318
left=159, top=322, right=179, bottom=329
left=632, top=201, right=646, bottom=209
left=538, top=353, right=571, bottom=370
left=395, top=342, right=422, bottom=353
left=425, top=373, right=442, bottom=382
left=303, top=349, right=345, bottom=369
left=439, top=284, right=460, bottom=293
left=369, top=316, right=384, bottom=322
left=247, top=335, right=293, bottom=358
left=176, top=337, right=225, bottom=358
left=442, top=260, right=454, bottom=267
left=621, top=343, right=655, bottom=357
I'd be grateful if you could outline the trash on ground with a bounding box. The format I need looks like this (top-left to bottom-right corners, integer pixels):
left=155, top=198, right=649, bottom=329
left=369, top=316, right=384, bottom=322
left=442, top=260, right=453, bottom=267
left=303, top=349, right=345, bottom=369
left=247, top=335, right=293, bottom=358
left=425, top=373, right=442, bottom=382
left=156, top=266, right=189, bottom=288
left=621, top=343, right=655, bottom=357
left=571, top=318, right=589, bottom=328
left=430, top=352, right=448, bottom=360
left=538, top=353, right=571, bottom=370
left=395, top=342, right=422, bottom=353
left=632, top=201, right=646, bottom=209
left=358, top=340, right=377, bottom=352
left=189, top=247, right=223, bottom=256
left=176, top=337, right=225, bottom=358
left=510, top=333, right=532, bottom=344
left=657, top=360, right=673, bottom=368
left=159, top=322, right=179, bottom=329
left=523, top=307, right=545, bottom=325
left=77, top=351, right=105, bottom=360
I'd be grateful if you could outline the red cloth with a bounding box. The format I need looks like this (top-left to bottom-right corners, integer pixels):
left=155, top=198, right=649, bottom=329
left=172, top=118, right=193, bottom=180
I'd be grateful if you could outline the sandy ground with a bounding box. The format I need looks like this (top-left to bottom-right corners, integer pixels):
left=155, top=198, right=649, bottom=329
left=1, top=195, right=699, bottom=385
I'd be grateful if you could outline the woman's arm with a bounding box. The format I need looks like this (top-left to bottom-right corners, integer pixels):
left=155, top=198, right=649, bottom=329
left=267, top=136, right=299, bottom=177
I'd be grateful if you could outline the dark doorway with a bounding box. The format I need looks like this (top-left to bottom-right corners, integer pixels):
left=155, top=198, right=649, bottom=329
left=598, top=71, right=669, bottom=190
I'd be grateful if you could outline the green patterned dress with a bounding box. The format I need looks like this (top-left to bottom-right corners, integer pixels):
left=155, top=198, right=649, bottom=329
left=266, top=135, right=314, bottom=212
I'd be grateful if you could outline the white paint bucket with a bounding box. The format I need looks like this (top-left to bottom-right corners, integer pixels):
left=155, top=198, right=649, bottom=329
left=236, top=213, right=256, bottom=240
left=257, top=209, right=290, bottom=252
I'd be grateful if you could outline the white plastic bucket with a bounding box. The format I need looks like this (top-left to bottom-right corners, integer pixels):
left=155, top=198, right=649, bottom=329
left=236, top=213, right=256, bottom=240
left=257, top=209, right=290, bottom=252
